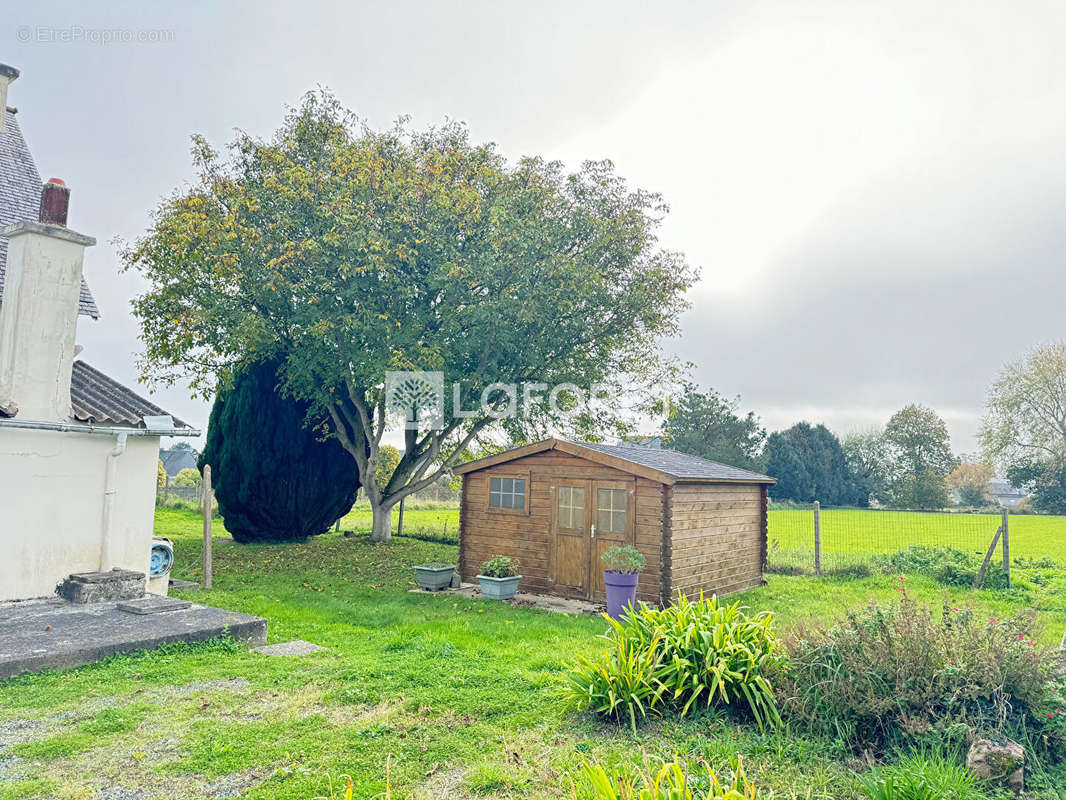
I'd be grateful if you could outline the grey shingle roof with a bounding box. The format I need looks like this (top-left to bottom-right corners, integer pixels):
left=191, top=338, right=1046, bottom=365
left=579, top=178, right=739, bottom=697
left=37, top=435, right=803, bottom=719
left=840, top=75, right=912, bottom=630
left=1, top=106, right=99, bottom=319
left=575, top=441, right=775, bottom=483
left=71, top=360, right=189, bottom=429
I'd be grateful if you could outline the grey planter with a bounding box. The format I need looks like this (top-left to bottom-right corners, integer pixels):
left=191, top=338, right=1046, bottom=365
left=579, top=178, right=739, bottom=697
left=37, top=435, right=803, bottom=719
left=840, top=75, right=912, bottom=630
left=477, top=574, right=521, bottom=600
left=414, top=564, right=455, bottom=591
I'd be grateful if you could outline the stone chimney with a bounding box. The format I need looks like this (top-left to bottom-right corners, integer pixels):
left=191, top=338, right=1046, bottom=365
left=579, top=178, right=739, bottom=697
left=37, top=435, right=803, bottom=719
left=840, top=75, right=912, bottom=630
left=0, top=180, right=96, bottom=421
left=0, top=64, right=18, bottom=134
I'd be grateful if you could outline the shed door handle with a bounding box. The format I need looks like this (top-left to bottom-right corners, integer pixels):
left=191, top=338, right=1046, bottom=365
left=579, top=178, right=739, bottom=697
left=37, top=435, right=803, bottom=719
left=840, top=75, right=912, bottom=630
left=590, top=524, right=595, bottom=539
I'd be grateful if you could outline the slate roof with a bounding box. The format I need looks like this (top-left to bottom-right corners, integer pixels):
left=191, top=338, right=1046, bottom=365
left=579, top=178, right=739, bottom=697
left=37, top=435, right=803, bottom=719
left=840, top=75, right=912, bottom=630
left=453, top=438, right=776, bottom=484
left=1, top=106, right=99, bottom=318
left=160, top=447, right=199, bottom=476
left=576, top=441, right=776, bottom=483
left=70, top=360, right=190, bottom=429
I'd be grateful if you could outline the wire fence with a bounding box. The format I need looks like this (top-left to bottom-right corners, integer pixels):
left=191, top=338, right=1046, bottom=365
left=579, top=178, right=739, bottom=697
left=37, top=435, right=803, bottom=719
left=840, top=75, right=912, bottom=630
left=767, top=503, right=1066, bottom=581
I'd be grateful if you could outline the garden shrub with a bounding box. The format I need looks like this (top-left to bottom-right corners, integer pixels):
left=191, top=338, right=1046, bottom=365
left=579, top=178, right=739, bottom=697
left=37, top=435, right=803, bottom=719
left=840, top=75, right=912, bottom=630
left=871, top=546, right=1007, bottom=589
left=574, top=755, right=758, bottom=800
left=775, top=597, right=1061, bottom=751
left=855, top=750, right=985, bottom=800
left=563, top=594, right=784, bottom=731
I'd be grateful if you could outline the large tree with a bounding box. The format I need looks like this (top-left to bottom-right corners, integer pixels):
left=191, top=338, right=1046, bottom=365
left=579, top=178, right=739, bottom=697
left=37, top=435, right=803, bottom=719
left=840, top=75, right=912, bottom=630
left=661, top=384, right=765, bottom=470
left=764, top=422, right=859, bottom=506
left=199, top=359, right=361, bottom=542
left=842, top=428, right=890, bottom=506
left=882, top=404, right=956, bottom=509
left=124, top=93, right=695, bottom=541
left=980, top=342, right=1066, bottom=467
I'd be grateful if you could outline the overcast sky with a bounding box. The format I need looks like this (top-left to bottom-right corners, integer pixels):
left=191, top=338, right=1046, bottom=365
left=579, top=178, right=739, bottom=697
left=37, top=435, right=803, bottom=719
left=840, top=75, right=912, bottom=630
left=5, top=0, right=1065, bottom=454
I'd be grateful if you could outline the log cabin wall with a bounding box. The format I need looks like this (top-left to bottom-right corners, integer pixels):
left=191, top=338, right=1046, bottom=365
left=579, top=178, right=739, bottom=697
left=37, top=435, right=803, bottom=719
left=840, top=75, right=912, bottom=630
left=667, top=482, right=765, bottom=599
left=458, top=450, right=665, bottom=605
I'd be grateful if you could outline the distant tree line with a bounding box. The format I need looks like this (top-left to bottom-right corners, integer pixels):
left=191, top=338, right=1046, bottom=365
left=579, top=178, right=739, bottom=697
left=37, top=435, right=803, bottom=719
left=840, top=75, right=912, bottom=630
left=662, top=387, right=963, bottom=510
left=661, top=342, right=1066, bottom=513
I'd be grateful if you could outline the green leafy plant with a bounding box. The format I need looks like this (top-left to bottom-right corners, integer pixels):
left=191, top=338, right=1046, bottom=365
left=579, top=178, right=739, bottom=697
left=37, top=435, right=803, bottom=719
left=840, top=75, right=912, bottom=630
left=480, top=555, right=519, bottom=578
left=776, top=597, right=1059, bottom=751
left=856, top=750, right=984, bottom=800
left=602, top=545, right=647, bottom=574
left=562, top=593, right=784, bottom=731
left=575, top=755, right=758, bottom=799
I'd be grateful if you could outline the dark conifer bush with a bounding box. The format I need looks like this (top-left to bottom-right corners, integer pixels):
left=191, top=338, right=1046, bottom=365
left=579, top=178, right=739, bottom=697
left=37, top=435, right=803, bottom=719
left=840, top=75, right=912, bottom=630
left=199, top=359, right=360, bottom=542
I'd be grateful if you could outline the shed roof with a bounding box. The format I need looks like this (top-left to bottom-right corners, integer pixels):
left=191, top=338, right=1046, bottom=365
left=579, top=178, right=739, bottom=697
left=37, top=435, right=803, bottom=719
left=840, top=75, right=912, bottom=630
left=1, top=106, right=99, bottom=319
left=70, top=360, right=190, bottom=429
left=453, top=438, right=776, bottom=485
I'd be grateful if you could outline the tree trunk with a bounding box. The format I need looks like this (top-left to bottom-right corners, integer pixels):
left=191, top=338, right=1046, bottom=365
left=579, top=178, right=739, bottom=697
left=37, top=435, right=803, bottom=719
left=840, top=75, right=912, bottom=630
left=370, top=501, right=393, bottom=543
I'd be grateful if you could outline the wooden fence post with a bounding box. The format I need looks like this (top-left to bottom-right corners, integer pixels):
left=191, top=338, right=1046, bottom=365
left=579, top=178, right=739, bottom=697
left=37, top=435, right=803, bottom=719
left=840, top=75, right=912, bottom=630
left=202, top=464, right=213, bottom=589
left=397, top=497, right=405, bottom=538
left=974, top=520, right=1004, bottom=589
left=1001, top=508, right=1010, bottom=588
left=813, top=500, right=822, bottom=576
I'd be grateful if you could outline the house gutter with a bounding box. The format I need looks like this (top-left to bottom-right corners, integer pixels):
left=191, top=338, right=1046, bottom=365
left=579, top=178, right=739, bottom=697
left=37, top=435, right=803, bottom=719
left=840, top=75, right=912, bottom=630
left=0, top=418, right=200, bottom=437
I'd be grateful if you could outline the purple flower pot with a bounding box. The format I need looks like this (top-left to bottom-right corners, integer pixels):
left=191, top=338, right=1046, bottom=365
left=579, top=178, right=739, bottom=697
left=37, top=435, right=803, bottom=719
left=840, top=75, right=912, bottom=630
left=604, top=570, right=640, bottom=621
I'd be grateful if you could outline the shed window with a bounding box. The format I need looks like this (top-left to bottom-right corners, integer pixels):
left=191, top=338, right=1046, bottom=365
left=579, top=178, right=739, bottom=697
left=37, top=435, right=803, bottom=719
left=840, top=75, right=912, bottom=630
left=489, top=476, right=526, bottom=510
left=596, top=488, right=627, bottom=533
left=557, top=487, right=585, bottom=529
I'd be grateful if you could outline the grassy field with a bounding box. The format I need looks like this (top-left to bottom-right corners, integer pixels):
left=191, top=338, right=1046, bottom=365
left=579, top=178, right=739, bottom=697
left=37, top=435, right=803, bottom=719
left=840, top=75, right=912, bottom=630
left=3, top=509, right=1066, bottom=799
left=339, top=501, right=1066, bottom=567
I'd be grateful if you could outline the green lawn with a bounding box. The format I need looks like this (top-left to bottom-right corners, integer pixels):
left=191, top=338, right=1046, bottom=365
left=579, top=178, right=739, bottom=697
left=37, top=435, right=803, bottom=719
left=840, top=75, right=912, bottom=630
left=340, top=501, right=1066, bottom=570
left=2, top=509, right=1066, bottom=799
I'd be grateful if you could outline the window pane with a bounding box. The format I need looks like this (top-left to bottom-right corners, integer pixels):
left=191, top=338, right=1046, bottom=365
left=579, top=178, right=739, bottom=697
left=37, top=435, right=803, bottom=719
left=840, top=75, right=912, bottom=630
left=490, top=477, right=501, bottom=492
left=504, top=493, right=516, bottom=509
left=573, top=487, right=585, bottom=509
left=613, top=511, right=627, bottom=533
left=513, top=493, right=525, bottom=510
left=513, top=479, right=525, bottom=495
left=614, top=489, right=626, bottom=509
left=559, top=487, right=571, bottom=506
left=598, top=510, right=611, bottom=531
left=573, top=507, right=584, bottom=529
left=501, top=478, right=513, bottom=494
left=597, top=488, right=611, bottom=510
left=489, top=491, right=502, bottom=507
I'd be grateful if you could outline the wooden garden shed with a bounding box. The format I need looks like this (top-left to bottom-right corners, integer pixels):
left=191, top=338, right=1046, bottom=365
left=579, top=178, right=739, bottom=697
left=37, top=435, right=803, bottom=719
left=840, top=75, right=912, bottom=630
left=453, top=439, right=776, bottom=607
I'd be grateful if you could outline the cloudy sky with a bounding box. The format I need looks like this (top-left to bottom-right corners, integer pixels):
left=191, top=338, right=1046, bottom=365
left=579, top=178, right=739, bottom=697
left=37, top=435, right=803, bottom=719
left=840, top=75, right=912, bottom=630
left=5, top=0, right=1065, bottom=453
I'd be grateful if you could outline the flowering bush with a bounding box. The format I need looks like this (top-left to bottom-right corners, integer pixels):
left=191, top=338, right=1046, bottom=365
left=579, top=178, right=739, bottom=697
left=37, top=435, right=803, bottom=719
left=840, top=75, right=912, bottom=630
left=774, top=595, right=1062, bottom=751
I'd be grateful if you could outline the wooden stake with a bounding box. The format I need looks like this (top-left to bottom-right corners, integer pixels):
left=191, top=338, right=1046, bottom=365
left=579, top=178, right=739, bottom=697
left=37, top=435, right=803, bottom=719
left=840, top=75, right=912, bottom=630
left=1001, top=508, right=1010, bottom=588
left=397, top=497, right=405, bottom=538
left=202, top=464, right=213, bottom=589
left=813, top=500, right=822, bottom=576
left=975, top=522, right=1003, bottom=589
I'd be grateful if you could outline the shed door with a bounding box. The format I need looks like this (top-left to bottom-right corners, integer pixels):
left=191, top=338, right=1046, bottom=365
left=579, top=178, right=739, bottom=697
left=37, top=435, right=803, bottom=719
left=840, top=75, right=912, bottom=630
left=550, top=481, right=590, bottom=598
left=590, top=480, right=636, bottom=602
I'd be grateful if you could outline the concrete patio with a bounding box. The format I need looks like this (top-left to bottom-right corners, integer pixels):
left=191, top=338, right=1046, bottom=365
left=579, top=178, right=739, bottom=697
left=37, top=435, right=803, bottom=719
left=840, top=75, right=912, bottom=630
left=0, top=596, right=267, bottom=679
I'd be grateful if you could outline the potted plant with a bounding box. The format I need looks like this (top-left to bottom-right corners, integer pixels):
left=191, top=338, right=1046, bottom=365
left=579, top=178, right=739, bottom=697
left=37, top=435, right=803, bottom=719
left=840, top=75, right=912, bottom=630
left=602, top=544, right=646, bottom=620
left=413, top=562, right=456, bottom=591
left=477, top=555, right=521, bottom=600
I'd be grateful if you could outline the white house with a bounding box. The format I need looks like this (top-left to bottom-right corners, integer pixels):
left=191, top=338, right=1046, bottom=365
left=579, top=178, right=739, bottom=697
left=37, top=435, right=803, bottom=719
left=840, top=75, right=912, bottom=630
left=0, top=63, right=197, bottom=602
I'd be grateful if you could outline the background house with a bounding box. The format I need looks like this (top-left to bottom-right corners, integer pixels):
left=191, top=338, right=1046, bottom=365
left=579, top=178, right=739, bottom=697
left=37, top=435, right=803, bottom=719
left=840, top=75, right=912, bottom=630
left=160, top=444, right=200, bottom=477
left=0, top=64, right=197, bottom=601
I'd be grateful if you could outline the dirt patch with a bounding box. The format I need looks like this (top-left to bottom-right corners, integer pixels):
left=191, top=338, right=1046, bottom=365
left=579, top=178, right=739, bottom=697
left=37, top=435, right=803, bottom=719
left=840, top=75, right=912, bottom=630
left=203, top=764, right=275, bottom=798
left=413, top=767, right=468, bottom=800
left=0, top=716, right=59, bottom=750
left=146, top=677, right=251, bottom=703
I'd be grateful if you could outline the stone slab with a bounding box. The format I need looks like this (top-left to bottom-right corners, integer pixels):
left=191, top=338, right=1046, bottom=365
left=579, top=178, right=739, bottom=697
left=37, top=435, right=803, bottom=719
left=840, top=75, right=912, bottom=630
left=408, top=583, right=605, bottom=615
left=169, top=579, right=201, bottom=591
left=57, top=569, right=146, bottom=604
left=0, top=598, right=267, bottom=679
left=117, top=597, right=192, bottom=615
left=253, top=640, right=324, bottom=657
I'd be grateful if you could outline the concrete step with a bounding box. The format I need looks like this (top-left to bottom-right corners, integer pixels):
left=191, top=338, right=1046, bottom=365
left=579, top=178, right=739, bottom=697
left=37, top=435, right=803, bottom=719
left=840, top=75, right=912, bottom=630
left=56, top=569, right=145, bottom=604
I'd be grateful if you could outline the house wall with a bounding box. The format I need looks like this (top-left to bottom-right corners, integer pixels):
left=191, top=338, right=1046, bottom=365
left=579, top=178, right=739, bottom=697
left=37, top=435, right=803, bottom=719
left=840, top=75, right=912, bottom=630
left=667, top=482, right=765, bottom=599
left=459, top=450, right=665, bottom=605
left=0, top=428, right=159, bottom=601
